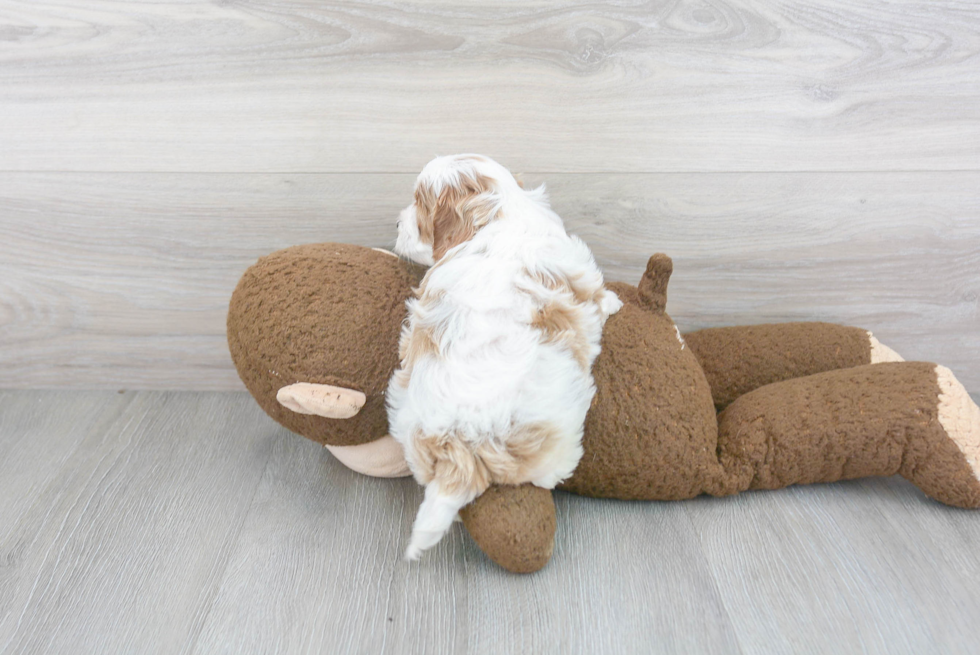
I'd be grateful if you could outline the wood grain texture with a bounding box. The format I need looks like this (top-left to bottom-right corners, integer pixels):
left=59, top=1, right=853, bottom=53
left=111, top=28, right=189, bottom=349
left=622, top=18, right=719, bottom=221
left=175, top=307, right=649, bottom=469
left=193, top=431, right=741, bottom=655
left=1, top=1, right=979, bottom=172
left=1, top=171, right=977, bottom=391
left=0, top=390, right=275, bottom=655
left=2, top=391, right=980, bottom=654
left=687, top=477, right=980, bottom=655
left=0, top=172, right=414, bottom=389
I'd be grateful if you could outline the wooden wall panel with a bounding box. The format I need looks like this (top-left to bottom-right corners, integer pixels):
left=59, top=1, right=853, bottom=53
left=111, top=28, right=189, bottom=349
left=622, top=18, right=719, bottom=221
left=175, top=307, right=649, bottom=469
left=1, top=171, right=976, bottom=391
left=0, top=1, right=978, bottom=172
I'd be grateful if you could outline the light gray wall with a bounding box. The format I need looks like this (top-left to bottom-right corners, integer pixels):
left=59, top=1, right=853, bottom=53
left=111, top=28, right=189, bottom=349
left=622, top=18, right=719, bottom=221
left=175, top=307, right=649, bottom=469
left=1, top=1, right=978, bottom=391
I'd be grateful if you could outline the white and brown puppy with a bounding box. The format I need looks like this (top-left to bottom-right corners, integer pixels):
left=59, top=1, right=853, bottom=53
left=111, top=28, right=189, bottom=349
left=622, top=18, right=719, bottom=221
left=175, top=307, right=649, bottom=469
left=388, top=154, right=622, bottom=561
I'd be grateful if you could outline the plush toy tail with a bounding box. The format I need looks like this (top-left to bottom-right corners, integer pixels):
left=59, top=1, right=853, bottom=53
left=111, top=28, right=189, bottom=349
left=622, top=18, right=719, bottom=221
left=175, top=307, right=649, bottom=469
left=637, top=253, right=672, bottom=315
left=404, top=434, right=497, bottom=560
left=405, top=483, right=478, bottom=561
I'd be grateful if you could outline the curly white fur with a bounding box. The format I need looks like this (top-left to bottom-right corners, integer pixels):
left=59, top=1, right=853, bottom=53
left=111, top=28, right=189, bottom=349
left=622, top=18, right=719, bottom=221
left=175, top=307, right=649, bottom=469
left=387, top=154, right=622, bottom=561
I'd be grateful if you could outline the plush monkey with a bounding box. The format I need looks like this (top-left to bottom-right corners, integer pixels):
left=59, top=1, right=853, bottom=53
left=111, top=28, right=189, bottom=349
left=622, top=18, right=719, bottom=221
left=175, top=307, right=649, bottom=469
left=228, top=243, right=980, bottom=573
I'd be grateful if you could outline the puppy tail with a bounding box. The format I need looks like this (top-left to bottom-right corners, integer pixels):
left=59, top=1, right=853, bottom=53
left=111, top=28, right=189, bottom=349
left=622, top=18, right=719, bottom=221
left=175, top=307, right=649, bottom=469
left=405, top=483, right=477, bottom=562
left=404, top=433, right=491, bottom=561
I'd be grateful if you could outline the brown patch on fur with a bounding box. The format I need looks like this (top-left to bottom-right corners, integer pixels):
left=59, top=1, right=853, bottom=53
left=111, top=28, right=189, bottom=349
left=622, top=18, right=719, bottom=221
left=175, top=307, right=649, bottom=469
left=414, top=287, right=446, bottom=310
left=431, top=200, right=478, bottom=260
left=415, top=172, right=499, bottom=260
left=407, top=430, right=437, bottom=484
left=390, top=366, right=411, bottom=391
left=478, top=422, right=565, bottom=483
left=396, top=282, right=448, bottom=381
left=525, top=268, right=604, bottom=306
left=521, top=266, right=604, bottom=370
left=411, top=432, right=492, bottom=496
left=525, top=269, right=569, bottom=294
left=410, top=422, right=564, bottom=496
left=400, top=325, right=439, bottom=368
left=392, top=272, right=450, bottom=410
left=532, top=299, right=591, bottom=369
left=571, top=275, right=597, bottom=305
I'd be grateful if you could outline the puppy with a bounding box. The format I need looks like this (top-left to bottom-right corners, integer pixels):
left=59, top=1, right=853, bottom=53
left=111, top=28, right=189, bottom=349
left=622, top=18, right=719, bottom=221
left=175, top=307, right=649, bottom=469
left=388, top=154, right=622, bottom=560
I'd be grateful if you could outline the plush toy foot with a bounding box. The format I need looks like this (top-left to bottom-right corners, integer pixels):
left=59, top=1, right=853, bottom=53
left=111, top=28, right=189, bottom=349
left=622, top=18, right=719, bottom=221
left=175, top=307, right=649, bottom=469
left=926, top=366, right=980, bottom=507
left=712, top=362, right=980, bottom=508
left=684, top=323, right=904, bottom=411
left=868, top=332, right=904, bottom=364
left=459, top=484, right=556, bottom=573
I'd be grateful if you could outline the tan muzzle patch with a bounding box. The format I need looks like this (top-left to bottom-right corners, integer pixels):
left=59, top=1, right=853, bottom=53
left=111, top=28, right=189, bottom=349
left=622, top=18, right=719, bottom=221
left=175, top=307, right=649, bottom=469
left=325, top=435, right=411, bottom=478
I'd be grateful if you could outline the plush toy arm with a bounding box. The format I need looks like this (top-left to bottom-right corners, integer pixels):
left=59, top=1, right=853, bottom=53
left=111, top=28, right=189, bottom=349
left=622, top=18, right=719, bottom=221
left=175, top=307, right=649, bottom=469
left=683, top=323, right=904, bottom=411
left=708, top=362, right=980, bottom=508
left=460, top=484, right=556, bottom=573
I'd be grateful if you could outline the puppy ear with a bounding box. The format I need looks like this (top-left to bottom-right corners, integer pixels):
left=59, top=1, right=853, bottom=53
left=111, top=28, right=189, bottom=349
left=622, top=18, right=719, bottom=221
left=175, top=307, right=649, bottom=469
left=419, top=175, right=499, bottom=260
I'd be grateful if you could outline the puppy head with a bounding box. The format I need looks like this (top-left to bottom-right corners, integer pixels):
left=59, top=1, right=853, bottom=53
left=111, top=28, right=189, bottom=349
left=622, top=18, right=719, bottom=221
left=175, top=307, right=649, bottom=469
left=396, top=155, right=518, bottom=264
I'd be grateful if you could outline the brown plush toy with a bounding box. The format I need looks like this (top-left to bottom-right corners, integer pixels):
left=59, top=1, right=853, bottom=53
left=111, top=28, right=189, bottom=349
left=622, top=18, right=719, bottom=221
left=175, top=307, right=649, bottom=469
left=228, top=243, right=980, bottom=573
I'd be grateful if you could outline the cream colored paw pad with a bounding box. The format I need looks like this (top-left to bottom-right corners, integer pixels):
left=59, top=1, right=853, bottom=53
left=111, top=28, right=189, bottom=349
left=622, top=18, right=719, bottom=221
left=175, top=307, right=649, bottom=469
left=937, top=365, right=980, bottom=481
left=868, top=331, right=905, bottom=363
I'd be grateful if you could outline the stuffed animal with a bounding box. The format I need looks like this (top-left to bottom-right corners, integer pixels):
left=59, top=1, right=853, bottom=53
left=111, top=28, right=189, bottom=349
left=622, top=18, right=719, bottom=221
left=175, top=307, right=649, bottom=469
left=227, top=242, right=980, bottom=573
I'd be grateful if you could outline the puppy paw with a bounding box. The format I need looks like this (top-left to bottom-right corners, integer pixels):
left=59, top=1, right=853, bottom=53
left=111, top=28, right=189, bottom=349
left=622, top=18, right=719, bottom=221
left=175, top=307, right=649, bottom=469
left=601, top=290, right=624, bottom=316
left=530, top=470, right=566, bottom=489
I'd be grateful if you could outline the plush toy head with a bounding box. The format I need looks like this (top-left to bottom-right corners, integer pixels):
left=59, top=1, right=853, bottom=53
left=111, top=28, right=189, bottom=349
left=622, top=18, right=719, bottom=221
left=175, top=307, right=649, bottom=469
left=227, top=243, right=424, bottom=450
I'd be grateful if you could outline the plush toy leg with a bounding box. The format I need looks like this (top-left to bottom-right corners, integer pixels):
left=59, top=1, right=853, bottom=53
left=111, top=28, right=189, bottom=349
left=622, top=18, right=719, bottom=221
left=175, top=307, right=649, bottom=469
left=459, top=484, right=556, bottom=573
left=711, top=362, right=980, bottom=508
left=683, top=323, right=904, bottom=411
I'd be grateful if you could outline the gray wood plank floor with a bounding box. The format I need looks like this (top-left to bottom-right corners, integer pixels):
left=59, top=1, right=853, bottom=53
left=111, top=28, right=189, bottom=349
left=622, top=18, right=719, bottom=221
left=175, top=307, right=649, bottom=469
left=3, top=390, right=980, bottom=655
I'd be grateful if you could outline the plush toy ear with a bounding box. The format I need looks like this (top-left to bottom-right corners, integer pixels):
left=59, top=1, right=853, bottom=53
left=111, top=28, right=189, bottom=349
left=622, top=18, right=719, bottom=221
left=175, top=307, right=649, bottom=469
left=276, top=382, right=366, bottom=419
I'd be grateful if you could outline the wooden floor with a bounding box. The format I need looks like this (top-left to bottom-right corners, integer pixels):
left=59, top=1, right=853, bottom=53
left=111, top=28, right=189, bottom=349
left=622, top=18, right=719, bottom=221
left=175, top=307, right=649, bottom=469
left=2, top=389, right=980, bottom=655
